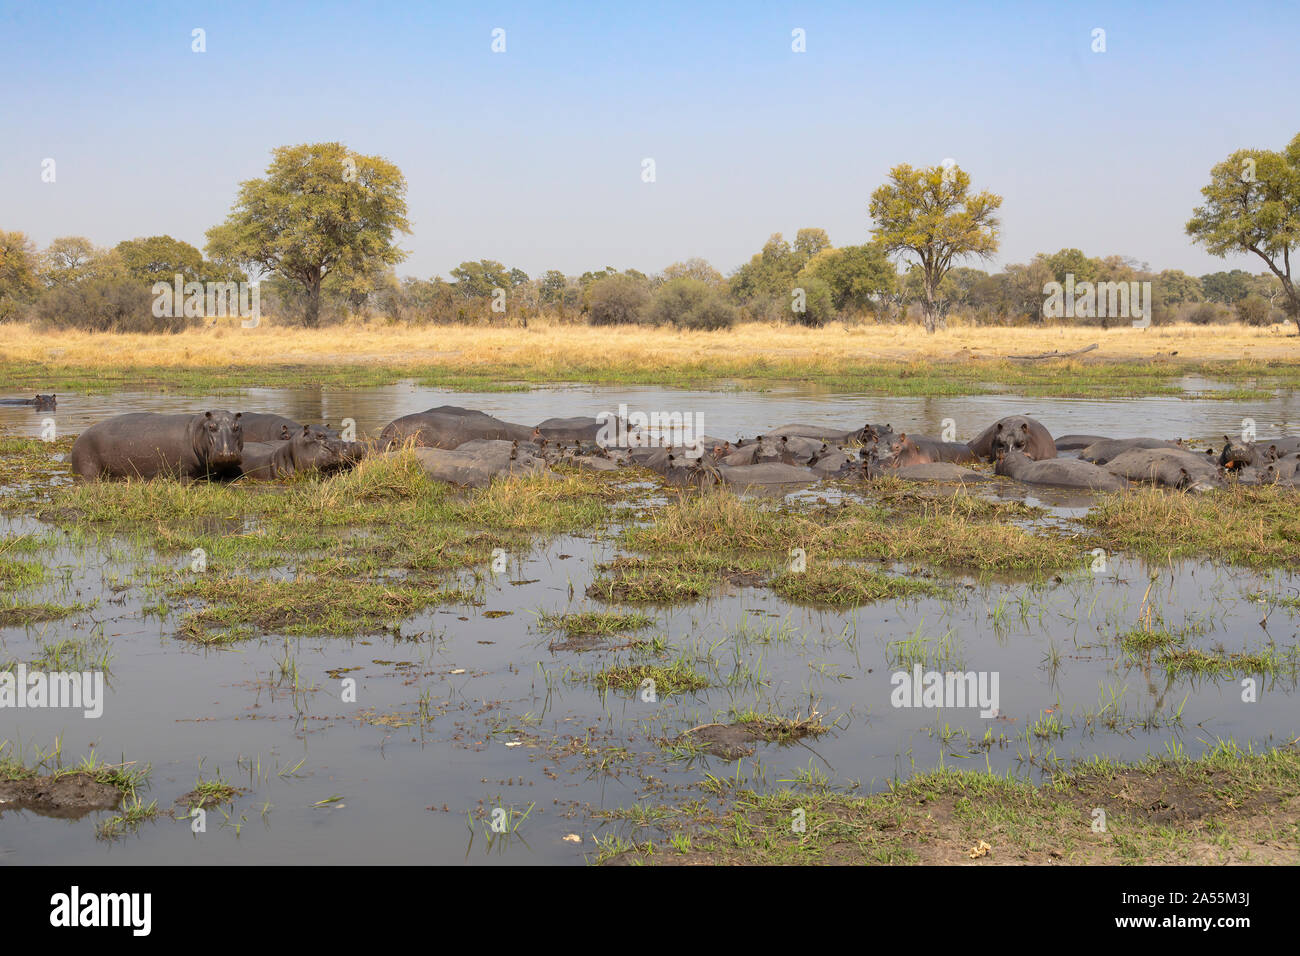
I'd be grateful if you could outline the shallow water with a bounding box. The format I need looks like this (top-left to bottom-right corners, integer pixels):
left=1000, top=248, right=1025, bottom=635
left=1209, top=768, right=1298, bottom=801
left=1, top=382, right=1298, bottom=864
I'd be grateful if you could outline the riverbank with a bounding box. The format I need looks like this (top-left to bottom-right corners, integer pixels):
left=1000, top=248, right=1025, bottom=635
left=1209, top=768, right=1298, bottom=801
left=2, top=320, right=1298, bottom=398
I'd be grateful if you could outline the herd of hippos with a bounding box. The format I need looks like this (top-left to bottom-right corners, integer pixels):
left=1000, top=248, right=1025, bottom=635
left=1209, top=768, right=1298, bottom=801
left=7, top=394, right=1300, bottom=494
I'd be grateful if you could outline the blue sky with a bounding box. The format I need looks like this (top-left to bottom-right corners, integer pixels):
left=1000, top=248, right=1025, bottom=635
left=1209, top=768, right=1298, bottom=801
left=2, top=0, right=1296, bottom=280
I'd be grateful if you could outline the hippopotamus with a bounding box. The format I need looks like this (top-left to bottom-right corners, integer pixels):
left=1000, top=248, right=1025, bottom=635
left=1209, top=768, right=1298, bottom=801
left=908, top=436, right=980, bottom=464
left=237, top=426, right=350, bottom=480
left=1104, top=448, right=1223, bottom=493
left=380, top=405, right=534, bottom=449
left=237, top=412, right=303, bottom=443
left=393, top=440, right=550, bottom=488
left=995, top=449, right=1130, bottom=491
left=0, top=394, right=56, bottom=410
left=968, top=416, right=1056, bottom=461
left=879, top=433, right=933, bottom=468
left=1258, top=437, right=1300, bottom=460
left=1079, top=437, right=1183, bottom=465
left=1217, top=435, right=1262, bottom=471
left=704, top=461, right=818, bottom=488
left=889, top=463, right=990, bottom=483
left=1053, top=434, right=1111, bottom=452
left=71, top=410, right=244, bottom=481
left=809, top=444, right=853, bottom=476
left=763, top=423, right=865, bottom=445
left=534, top=417, right=607, bottom=443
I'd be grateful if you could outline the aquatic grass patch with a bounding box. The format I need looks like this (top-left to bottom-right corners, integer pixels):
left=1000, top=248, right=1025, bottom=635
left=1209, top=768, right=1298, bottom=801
left=770, top=562, right=944, bottom=607
left=537, top=610, right=655, bottom=636
left=586, top=660, right=710, bottom=697
left=1120, top=626, right=1183, bottom=654
left=1158, top=643, right=1300, bottom=678
left=169, top=573, right=477, bottom=639
left=177, top=775, right=241, bottom=809
left=1084, top=484, right=1300, bottom=567
left=0, top=599, right=93, bottom=628
left=608, top=739, right=1300, bottom=865
left=0, top=554, right=43, bottom=590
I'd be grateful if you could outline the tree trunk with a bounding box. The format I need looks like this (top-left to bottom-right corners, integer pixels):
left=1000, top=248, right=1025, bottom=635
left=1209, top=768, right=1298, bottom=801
left=304, top=271, right=323, bottom=328
left=922, top=295, right=937, bottom=334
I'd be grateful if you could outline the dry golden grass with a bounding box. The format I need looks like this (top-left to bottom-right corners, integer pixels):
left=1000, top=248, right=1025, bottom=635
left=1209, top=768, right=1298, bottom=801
left=3, top=316, right=1297, bottom=370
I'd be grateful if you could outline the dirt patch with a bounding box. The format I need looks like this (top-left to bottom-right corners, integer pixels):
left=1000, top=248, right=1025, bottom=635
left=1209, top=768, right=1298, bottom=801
left=0, top=772, right=122, bottom=819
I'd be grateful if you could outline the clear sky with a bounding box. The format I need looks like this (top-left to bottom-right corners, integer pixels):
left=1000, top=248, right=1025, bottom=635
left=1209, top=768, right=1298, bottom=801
left=2, top=0, right=1296, bottom=280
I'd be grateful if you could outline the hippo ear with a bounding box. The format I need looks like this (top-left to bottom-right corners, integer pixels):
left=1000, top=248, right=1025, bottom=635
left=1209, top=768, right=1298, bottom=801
left=234, top=412, right=241, bottom=419
left=995, top=423, right=1003, bottom=432
left=1020, top=423, right=1029, bottom=432
left=302, top=425, right=311, bottom=435
left=205, top=411, right=213, bottom=419
left=1224, top=435, right=1231, bottom=444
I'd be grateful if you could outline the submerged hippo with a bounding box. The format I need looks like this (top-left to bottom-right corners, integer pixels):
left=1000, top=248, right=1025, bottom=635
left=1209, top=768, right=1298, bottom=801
left=968, top=416, right=1056, bottom=461
left=401, top=440, right=550, bottom=488
left=535, top=416, right=607, bottom=443
left=765, top=423, right=872, bottom=444
left=380, top=405, right=533, bottom=449
left=1079, top=437, right=1182, bottom=465
left=995, top=449, right=1130, bottom=491
left=1053, top=434, right=1111, bottom=451
left=1104, top=448, right=1223, bottom=493
left=909, top=436, right=980, bottom=464
left=71, top=410, right=244, bottom=481
left=704, top=461, right=818, bottom=488
left=0, top=394, right=56, bottom=410
left=885, top=462, right=990, bottom=483
left=238, top=426, right=350, bottom=481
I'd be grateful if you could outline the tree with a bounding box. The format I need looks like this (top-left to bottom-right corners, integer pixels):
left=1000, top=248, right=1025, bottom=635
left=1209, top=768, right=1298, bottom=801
left=40, top=236, right=103, bottom=286
left=449, top=259, right=511, bottom=300
left=115, top=235, right=205, bottom=285
left=662, top=257, right=724, bottom=286
left=869, top=163, right=1002, bottom=332
left=1187, top=133, right=1300, bottom=331
left=539, top=270, right=568, bottom=304
left=205, top=142, right=410, bottom=327
left=1042, top=248, right=1097, bottom=285
left=0, top=230, right=40, bottom=319
left=1200, top=269, right=1252, bottom=304
left=799, top=244, right=896, bottom=314
left=793, top=227, right=831, bottom=261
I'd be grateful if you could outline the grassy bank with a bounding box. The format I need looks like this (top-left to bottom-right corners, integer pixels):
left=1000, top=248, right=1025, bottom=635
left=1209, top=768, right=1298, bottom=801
left=2, top=319, right=1299, bottom=397
left=599, top=739, right=1300, bottom=865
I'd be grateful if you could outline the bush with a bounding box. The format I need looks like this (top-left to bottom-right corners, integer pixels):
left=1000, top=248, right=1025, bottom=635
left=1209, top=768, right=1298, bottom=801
left=34, top=280, right=194, bottom=333
left=791, top=277, right=835, bottom=327
left=648, top=278, right=737, bottom=330
left=1235, top=294, right=1270, bottom=327
left=1188, top=302, right=1223, bottom=325
left=587, top=274, right=651, bottom=326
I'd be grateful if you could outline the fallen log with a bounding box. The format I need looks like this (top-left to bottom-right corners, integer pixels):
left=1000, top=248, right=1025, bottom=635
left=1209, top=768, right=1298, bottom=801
left=1006, top=343, right=1099, bottom=360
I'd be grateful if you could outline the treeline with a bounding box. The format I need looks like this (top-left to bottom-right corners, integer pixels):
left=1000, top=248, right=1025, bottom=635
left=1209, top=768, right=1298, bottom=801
left=0, top=226, right=1288, bottom=333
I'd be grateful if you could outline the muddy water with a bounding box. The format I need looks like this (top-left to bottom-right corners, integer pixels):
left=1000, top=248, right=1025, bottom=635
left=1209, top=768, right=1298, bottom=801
left=1, top=383, right=1299, bottom=864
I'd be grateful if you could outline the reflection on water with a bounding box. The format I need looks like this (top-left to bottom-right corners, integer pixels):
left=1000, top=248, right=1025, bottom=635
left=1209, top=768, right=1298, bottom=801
left=5, top=381, right=1300, bottom=444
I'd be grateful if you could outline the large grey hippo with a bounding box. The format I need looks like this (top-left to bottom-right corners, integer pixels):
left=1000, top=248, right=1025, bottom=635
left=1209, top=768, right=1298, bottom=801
left=380, top=405, right=534, bottom=449
left=908, top=436, right=980, bottom=464
left=1104, top=448, right=1223, bottom=493
left=238, top=426, right=351, bottom=481
left=401, top=440, right=550, bottom=488
left=1079, top=437, right=1183, bottom=465
left=995, top=449, right=1130, bottom=491
left=968, top=416, right=1056, bottom=461
left=71, top=411, right=244, bottom=481
left=535, top=417, right=606, bottom=443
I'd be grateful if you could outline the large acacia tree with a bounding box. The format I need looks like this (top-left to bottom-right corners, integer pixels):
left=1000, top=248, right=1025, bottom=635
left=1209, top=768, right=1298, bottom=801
left=1187, top=132, right=1300, bottom=333
left=869, top=163, right=1002, bottom=333
left=206, top=142, right=410, bottom=327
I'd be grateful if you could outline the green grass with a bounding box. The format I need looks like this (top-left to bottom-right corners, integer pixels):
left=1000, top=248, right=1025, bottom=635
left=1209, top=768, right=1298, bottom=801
left=586, top=660, right=710, bottom=697
left=537, top=610, right=655, bottom=636
left=770, top=562, right=944, bottom=606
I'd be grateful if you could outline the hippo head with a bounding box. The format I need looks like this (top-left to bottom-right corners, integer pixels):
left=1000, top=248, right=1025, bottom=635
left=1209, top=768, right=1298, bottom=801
left=289, top=425, right=348, bottom=473
left=197, top=410, right=244, bottom=467
left=1176, top=467, right=1217, bottom=494
left=990, top=419, right=1033, bottom=457
left=1218, top=435, right=1254, bottom=470
left=34, top=394, right=56, bottom=410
